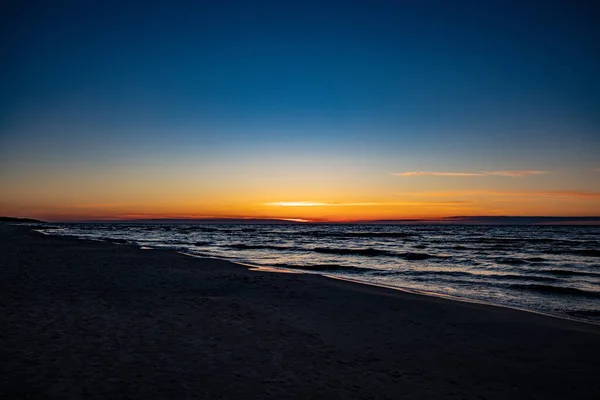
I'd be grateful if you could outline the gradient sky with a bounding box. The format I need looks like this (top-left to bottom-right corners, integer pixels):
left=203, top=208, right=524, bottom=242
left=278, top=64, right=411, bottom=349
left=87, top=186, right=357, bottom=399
left=1, top=0, right=599, bottom=221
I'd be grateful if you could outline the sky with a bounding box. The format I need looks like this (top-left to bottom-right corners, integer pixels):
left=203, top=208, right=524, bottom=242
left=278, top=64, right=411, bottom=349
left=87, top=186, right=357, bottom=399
left=1, top=0, right=599, bottom=222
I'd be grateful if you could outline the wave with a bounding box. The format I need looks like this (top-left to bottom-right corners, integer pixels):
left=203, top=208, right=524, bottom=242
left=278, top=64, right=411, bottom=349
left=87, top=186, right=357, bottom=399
left=495, top=257, right=529, bottom=265
left=298, top=231, right=417, bottom=239
left=147, top=244, right=193, bottom=252
left=270, top=263, right=376, bottom=273
left=222, top=243, right=391, bottom=255
left=384, top=269, right=558, bottom=283
left=507, top=284, right=600, bottom=298
left=544, top=249, right=600, bottom=258
left=139, top=239, right=202, bottom=247
left=312, top=247, right=394, bottom=256
left=488, top=274, right=558, bottom=283
left=525, top=257, right=548, bottom=262
left=490, top=256, right=548, bottom=265
left=543, top=269, right=600, bottom=278
left=332, top=232, right=416, bottom=238
left=403, top=252, right=447, bottom=260
left=197, top=227, right=230, bottom=233
left=187, top=251, right=220, bottom=258
left=464, top=237, right=597, bottom=246
left=311, top=247, right=446, bottom=260
left=182, top=228, right=417, bottom=238
left=226, top=243, right=296, bottom=251
left=452, top=245, right=475, bottom=251
left=220, top=243, right=448, bottom=260
left=103, top=238, right=128, bottom=244
left=568, top=309, right=600, bottom=318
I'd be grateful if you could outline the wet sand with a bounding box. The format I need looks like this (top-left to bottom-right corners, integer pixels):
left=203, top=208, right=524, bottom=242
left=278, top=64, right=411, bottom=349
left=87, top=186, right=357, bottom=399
left=1, top=224, right=599, bottom=399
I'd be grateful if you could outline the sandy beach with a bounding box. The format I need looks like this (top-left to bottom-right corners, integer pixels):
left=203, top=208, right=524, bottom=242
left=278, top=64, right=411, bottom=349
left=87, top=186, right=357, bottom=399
left=1, top=224, right=599, bottom=399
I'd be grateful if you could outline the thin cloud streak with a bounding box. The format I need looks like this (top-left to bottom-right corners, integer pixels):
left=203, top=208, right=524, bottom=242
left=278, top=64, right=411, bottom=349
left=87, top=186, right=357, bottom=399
left=73, top=203, right=126, bottom=209
left=401, top=190, right=600, bottom=199
left=394, top=172, right=485, bottom=177
left=265, top=202, right=331, bottom=207
left=540, top=190, right=600, bottom=198
left=484, top=170, right=547, bottom=177
left=394, top=170, right=548, bottom=177
left=265, top=201, right=470, bottom=207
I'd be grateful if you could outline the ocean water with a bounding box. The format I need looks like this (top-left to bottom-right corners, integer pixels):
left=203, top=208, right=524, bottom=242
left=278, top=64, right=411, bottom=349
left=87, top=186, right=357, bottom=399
left=38, top=224, right=600, bottom=324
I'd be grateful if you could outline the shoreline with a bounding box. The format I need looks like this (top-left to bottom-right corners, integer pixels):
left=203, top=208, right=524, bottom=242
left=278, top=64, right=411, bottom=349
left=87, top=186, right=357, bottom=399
left=42, top=227, right=598, bottom=328
left=201, top=254, right=600, bottom=327
left=324, top=274, right=600, bottom=327
left=2, top=223, right=600, bottom=399
left=26, top=226, right=600, bottom=329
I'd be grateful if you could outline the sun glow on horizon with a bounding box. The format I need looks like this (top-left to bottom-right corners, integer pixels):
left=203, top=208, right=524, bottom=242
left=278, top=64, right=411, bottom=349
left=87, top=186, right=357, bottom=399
left=265, top=202, right=331, bottom=207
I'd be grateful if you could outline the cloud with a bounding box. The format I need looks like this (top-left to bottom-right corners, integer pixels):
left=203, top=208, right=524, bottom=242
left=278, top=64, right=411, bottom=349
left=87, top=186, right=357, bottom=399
left=394, top=172, right=485, bottom=177
left=394, top=170, right=547, bottom=178
left=265, top=201, right=471, bottom=207
left=483, top=170, right=547, bottom=177
left=539, top=190, right=600, bottom=198
left=266, top=201, right=399, bottom=207
left=265, top=202, right=333, bottom=207
left=73, top=203, right=125, bottom=209
left=391, top=201, right=472, bottom=206
left=402, top=190, right=600, bottom=199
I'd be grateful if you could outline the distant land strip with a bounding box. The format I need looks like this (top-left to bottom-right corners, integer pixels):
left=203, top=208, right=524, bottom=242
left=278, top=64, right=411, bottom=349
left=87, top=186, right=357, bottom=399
left=0, top=217, right=46, bottom=224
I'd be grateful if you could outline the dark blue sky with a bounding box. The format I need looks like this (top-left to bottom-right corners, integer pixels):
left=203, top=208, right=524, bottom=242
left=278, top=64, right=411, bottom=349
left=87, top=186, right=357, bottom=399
left=1, top=0, right=599, bottom=220
left=3, top=0, right=598, bottom=135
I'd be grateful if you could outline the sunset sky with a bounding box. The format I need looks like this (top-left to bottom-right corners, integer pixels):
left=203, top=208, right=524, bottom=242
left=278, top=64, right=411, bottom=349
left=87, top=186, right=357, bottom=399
left=1, top=0, right=599, bottom=222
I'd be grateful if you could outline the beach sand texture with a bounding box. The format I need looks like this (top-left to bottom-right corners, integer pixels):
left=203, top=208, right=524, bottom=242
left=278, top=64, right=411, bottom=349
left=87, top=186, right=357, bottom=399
left=1, top=224, right=599, bottom=399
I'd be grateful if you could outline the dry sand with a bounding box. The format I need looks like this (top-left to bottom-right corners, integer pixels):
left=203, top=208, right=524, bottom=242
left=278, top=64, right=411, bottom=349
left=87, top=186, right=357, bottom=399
left=1, top=224, right=599, bottom=399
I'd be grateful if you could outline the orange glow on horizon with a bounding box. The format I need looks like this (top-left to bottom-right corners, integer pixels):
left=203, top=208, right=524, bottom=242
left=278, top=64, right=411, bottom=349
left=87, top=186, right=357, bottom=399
left=5, top=191, right=600, bottom=223
left=2, top=163, right=599, bottom=222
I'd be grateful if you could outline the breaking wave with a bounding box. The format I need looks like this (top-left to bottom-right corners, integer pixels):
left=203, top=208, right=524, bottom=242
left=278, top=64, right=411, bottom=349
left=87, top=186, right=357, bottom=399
left=507, top=284, right=600, bottom=298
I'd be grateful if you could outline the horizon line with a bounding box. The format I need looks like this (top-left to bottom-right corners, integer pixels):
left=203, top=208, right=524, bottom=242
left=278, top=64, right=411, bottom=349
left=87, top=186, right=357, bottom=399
left=6, top=215, right=600, bottom=225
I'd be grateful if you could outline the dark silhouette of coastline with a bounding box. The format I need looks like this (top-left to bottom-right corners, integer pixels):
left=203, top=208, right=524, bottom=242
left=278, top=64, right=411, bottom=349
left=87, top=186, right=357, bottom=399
left=0, top=216, right=46, bottom=223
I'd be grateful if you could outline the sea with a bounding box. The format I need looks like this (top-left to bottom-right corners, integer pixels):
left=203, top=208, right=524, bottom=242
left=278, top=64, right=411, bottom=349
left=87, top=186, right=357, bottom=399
left=37, top=223, right=600, bottom=324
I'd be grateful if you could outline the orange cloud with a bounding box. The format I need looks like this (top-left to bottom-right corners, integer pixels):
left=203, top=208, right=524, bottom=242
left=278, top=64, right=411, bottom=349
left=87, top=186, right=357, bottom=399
left=537, top=190, right=600, bottom=198
left=483, top=170, right=547, bottom=177
left=402, top=190, right=600, bottom=199
left=265, top=202, right=334, bottom=207
left=394, top=171, right=485, bottom=177
left=394, top=170, right=547, bottom=177
left=264, top=201, right=470, bottom=207
left=73, top=203, right=126, bottom=209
